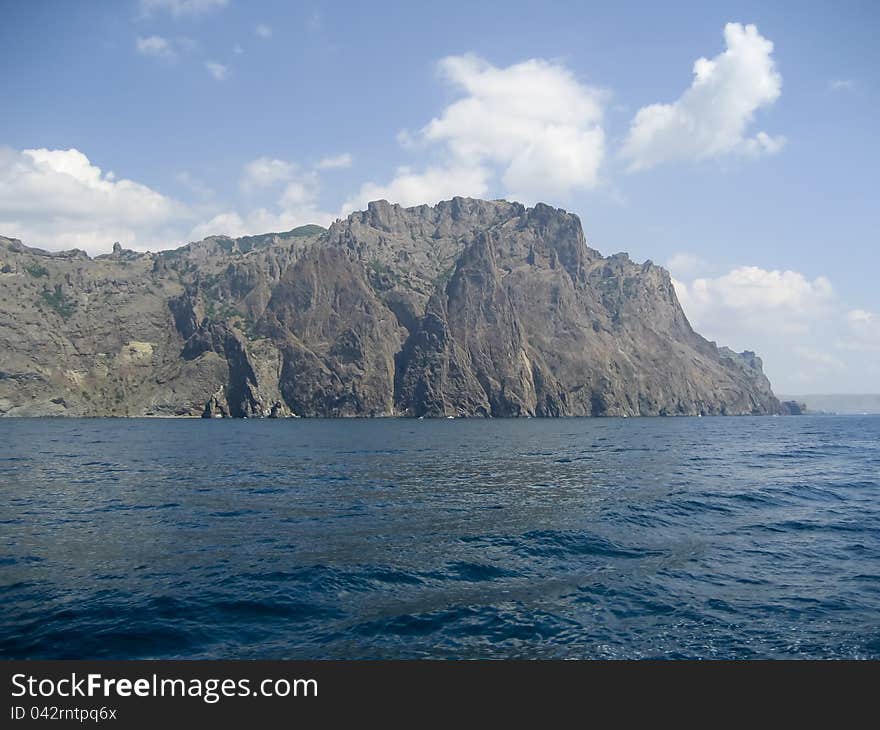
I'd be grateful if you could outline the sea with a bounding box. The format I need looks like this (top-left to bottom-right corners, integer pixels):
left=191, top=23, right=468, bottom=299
left=1, top=415, right=878, bottom=659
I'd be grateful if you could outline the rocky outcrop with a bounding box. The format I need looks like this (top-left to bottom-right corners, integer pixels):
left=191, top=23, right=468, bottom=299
left=262, top=245, right=402, bottom=417
left=0, top=201, right=783, bottom=417
left=202, top=387, right=230, bottom=418
left=390, top=203, right=779, bottom=417
left=778, top=400, right=808, bottom=415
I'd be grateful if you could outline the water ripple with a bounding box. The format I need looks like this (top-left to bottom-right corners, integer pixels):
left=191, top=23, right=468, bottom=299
left=0, top=415, right=878, bottom=659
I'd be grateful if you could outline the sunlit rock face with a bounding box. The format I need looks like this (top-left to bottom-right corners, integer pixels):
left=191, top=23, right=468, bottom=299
left=0, top=199, right=780, bottom=418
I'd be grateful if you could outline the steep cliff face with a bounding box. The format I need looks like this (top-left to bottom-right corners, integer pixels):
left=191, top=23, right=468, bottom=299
left=0, top=199, right=781, bottom=417
left=390, top=202, right=778, bottom=417
left=261, top=245, right=403, bottom=417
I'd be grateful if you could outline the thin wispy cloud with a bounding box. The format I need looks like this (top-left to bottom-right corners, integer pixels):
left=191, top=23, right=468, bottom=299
left=828, top=79, right=856, bottom=92
left=135, top=35, right=196, bottom=62
left=175, top=171, right=214, bottom=200
left=240, top=157, right=297, bottom=193
left=205, top=61, right=228, bottom=81
left=137, top=0, right=228, bottom=18
left=189, top=155, right=338, bottom=240
left=136, top=35, right=176, bottom=61
left=316, top=153, right=353, bottom=170
left=255, top=24, right=272, bottom=39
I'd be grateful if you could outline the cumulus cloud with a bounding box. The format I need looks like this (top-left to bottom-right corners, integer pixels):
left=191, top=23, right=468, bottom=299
left=674, top=266, right=833, bottom=337
left=205, top=61, right=228, bottom=80
left=671, top=264, right=879, bottom=392
left=0, top=147, right=191, bottom=253
left=0, top=147, right=337, bottom=252
left=622, top=23, right=784, bottom=171
left=425, top=55, right=605, bottom=197
left=344, top=54, right=605, bottom=212
left=189, top=156, right=338, bottom=240
left=138, top=0, right=227, bottom=18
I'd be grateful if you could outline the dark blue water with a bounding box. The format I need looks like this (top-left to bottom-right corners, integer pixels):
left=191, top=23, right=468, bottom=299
left=1, top=416, right=878, bottom=659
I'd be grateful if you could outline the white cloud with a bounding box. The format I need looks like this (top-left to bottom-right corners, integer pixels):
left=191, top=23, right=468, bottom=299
left=188, top=207, right=332, bottom=240
left=0, top=147, right=335, bottom=253
left=0, top=147, right=191, bottom=254
left=790, top=346, right=846, bottom=373
left=426, top=55, right=605, bottom=197
left=189, top=156, right=337, bottom=239
left=240, top=157, right=297, bottom=192
left=255, top=24, right=272, bottom=38
left=205, top=61, right=228, bottom=81
left=279, top=179, right=316, bottom=209
left=672, top=264, right=880, bottom=392
left=742, top=130, right=787, bottom=157
left=316, top=153, right=353, bottom=170
left=343, top=164, right=490, bottom=214
left=343, top=54, right=605, bottom=211
left=135, top=35, right=196, bottom=62
left=622, top=23, right=784, bottom=171
left=665, top=252, right=712, bottom=279
left=188, top=201, right=334, bottom=241
left=675, top=266, right=833, bottom=337
left=136, top=35, right=176, bottom=61
left=138, top=0, right=227, bottom=18
left=175, top=171, right=214, bottom=200
left=840, top=309, right=880, bottom=352
left=828, top=79, right=856, bottom=92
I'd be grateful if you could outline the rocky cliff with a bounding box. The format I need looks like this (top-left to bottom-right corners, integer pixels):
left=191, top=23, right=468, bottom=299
left=0, top=198, right=781, bottom=417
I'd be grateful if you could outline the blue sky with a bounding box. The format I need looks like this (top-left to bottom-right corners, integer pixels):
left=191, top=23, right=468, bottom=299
left=0, top=0, right=877, bottom=392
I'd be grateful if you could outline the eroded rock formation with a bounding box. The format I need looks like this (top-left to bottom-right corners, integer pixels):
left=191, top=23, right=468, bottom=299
left=0, top=199, right=781, bottom=417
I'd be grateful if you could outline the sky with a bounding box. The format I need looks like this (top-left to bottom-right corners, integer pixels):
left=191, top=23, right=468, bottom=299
left=0, top=0, right=877, bottom=393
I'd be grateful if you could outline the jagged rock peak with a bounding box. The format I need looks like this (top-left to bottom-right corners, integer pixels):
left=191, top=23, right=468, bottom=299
left=0, top=199, right=782, bottom=418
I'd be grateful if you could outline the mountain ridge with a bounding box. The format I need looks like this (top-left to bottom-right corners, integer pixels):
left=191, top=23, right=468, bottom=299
left=0, top=197, right=782, bottom=418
